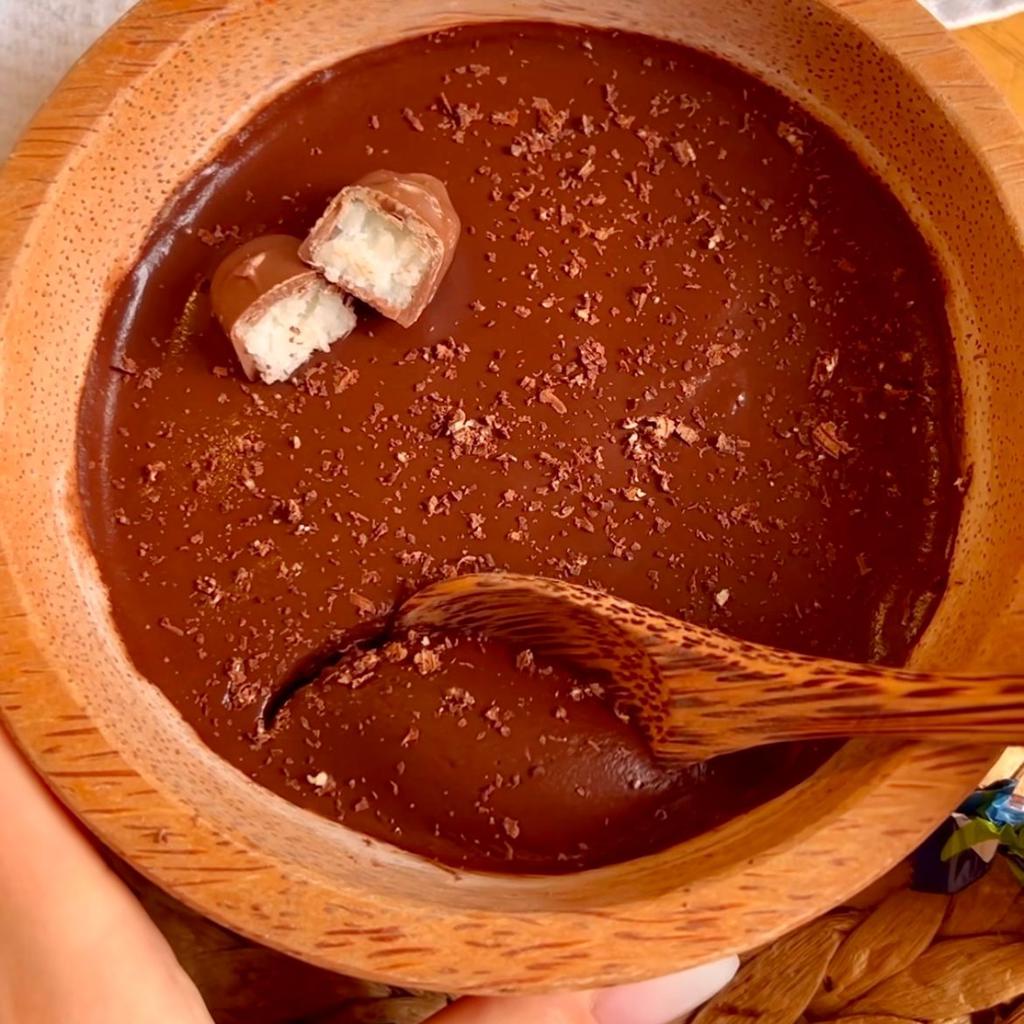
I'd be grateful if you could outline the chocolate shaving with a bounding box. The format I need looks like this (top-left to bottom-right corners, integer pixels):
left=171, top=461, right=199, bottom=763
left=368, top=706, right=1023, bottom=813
left=777, top=120, right=807, bottom=154
left=810, top=350, right=839, bottom=387
left=413, top=648, right=442, bottom=675
left=538, top=389, right=567, bottom=415
left=401, top=107, right=425, bottom=132
left=812, top=421, right=852, bottom=458
left=670, top=139, right=696, bottom=166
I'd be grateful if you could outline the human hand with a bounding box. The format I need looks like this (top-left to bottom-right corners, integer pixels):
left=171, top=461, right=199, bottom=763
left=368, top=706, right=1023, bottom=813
left=0, top=724, right=211, bottom=1023
left=0, top=725, right=735, bottom=1023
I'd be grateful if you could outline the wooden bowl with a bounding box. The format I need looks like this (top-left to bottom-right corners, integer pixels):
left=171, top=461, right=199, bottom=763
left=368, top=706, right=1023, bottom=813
left=1, top=0, right=1022, bottom=996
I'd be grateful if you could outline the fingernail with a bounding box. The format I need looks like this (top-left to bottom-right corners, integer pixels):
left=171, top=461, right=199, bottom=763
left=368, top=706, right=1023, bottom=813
left=591, top=956, right=739, bottom=1024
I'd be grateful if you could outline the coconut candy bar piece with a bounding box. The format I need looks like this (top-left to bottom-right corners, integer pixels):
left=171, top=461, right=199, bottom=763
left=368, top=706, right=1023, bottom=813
left=299, top=170, right=460, bottom=328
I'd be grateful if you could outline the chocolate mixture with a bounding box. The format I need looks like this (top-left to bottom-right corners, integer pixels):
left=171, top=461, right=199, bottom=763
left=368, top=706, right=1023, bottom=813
left=78, top=24, right=962, bottom=872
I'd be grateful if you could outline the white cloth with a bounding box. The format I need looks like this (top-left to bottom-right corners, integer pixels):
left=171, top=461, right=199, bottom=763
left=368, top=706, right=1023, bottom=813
left=0, top=0, right=135, bottom=158
left=0, top=0, right=1019, bottom=158
left=919, top=0, right=1024, bottom=26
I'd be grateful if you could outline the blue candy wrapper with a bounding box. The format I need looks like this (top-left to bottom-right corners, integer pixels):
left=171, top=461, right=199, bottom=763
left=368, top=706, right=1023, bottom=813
left=913, top=779, right=1024, bottom=894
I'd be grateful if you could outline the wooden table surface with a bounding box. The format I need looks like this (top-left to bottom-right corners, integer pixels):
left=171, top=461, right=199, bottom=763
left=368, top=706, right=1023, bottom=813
left=120, top=15, right=1024, bottom=1024
left=959, top=14, right=1024, bottom=118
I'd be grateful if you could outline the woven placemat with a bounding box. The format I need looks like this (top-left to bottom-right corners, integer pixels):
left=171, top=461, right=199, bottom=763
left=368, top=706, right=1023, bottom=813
left=681, top=839, right=1024, bottom=1024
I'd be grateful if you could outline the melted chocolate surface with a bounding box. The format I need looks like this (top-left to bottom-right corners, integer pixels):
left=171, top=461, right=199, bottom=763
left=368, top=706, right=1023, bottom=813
left=78, top=23, right=962, bottom=872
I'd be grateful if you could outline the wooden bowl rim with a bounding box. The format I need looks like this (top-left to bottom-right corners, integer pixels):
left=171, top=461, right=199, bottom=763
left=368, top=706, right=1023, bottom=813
left=0, top=0, right=1012, bottom=993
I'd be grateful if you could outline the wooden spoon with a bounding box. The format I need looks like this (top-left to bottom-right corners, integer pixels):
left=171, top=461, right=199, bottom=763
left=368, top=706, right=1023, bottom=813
left=397, top=572, right=1024, bottom=763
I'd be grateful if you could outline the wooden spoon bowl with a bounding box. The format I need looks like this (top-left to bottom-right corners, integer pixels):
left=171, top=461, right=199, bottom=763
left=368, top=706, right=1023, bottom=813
left=2, top=0, right=1024, bottom=995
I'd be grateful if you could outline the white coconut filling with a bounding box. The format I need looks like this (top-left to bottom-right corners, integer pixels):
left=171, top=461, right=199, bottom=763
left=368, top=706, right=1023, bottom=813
left=239, top=281, right=355, bottom=384
left=317, top=198, right=432, bottom=310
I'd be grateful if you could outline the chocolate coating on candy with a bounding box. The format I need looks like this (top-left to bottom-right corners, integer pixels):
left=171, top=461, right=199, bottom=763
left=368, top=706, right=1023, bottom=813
left=300, top=170, right=460, bottom=327
left=211, top=234, right=355, bottom=383
left=210, top=234, right=312, bottom=341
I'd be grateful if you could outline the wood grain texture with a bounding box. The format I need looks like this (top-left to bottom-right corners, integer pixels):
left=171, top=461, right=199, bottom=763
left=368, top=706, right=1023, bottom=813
left=400, top=573, right=1024, bottom=760
left=0, top=0, right=1022, bottom=995
left=959, top=15, right=1024, bottom=120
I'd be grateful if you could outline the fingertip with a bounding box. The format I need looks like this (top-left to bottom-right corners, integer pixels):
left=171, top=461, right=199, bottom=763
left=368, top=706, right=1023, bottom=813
left=592, top=956, right=740, bottom=1024
left=428, top=957, right=739, bottom=1024
left=428, top=992, right=594, bottom=1024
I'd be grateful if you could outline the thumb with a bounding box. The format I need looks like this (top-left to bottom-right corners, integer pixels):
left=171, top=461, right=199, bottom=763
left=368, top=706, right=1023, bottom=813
left=428, top=956, right=739, bottom=1024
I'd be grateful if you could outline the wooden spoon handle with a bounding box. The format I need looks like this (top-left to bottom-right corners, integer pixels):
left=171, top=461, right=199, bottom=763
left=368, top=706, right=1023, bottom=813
left=660, top=656, right=1024, bottom=760
left=399, top=573, right=1024, bottom=762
